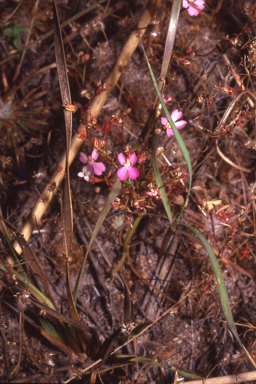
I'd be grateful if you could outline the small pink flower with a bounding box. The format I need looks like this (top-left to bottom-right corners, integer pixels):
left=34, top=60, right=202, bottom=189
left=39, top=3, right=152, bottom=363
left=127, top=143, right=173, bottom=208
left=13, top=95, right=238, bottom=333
left=117, top=153, right=139, bottom=181
left=146, top=187, right=162, bottom=200
left=182, top=0, right=205, bottom=17
left=138, top=152, right=148, bottom=163
left=79, top=149, right=106, bottom=176
left=162, top=95, right=172, bottom=104
left=161, top=109, right=187, bottom=137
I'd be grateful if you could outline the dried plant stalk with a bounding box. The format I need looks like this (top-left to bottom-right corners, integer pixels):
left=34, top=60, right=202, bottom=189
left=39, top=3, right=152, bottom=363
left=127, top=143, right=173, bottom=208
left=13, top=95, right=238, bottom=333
left=13, top=0, right=162, bottom=254
left=183, top=370, right=256, bottom=384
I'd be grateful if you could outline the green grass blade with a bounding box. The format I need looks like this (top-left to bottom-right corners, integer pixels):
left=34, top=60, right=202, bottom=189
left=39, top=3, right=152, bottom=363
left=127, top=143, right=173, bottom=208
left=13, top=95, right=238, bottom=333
left=73, top=177, right=122, bottom=303
left=142, top=47, right=192, bottom=225
left=39, top=317, right=64, bottom=342
left=116, top=355, right=203, bottom=380
left=179, top=223, right=256, bottom=369
left=0, top=263, right=56, bottom=311
left=151, top=128, right=172, bottom=224
left=0, top=213, right=27, bottom=278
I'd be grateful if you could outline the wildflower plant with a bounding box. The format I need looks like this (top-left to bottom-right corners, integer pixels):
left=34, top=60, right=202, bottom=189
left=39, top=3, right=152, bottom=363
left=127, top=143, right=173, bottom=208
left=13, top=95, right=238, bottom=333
left=2, top=0, right=256, bottom=382
left=2, top=23, right=27, bottom=50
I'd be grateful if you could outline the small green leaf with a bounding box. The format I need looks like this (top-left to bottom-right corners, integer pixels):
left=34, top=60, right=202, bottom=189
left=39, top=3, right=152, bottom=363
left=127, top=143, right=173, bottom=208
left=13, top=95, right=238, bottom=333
left=2, top=27, right=14, bottom=37
left=13, top=36, right=22, bottom=50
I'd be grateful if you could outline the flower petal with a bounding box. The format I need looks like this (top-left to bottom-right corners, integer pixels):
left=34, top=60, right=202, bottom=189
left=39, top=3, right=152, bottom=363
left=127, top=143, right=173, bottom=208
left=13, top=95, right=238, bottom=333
left=195, top=0, right=205, bottom=9
left=161, top=117, right=168, bottom=126
left=78, top=166, right=91, bottom=181
left=92, top=162, right=106, bottom=176
left=79, top=152, right=88, bottom=164
left=91, top=149, right=99, bottom=161
left=118, top=153, right=126, bottom=165
left=117, top=166, right=128, bottom=181
left=128, top=166, right=139, bottom=180
left=175, top=120, right=187, bottom=129
left=166, top=128, right=174, bottom=137
left=188, top=7, right=200, bottom=16
left=129, top=153, right=137, bottom=165
left=182, top=0, right=189, bottom=8
left=171, top=109, right=183, bottom=122
left=86, top=164, right=93, bottom=174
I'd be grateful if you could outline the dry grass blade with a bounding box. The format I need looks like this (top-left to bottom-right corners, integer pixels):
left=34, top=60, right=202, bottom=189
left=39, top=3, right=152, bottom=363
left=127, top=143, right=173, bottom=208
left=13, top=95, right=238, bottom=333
left=53, top=0, right=75, bottom=311
left=216, top=139, right=251, bottom=173
left=53, top=0, right=73, bottom=255
left=120, top=268, right=132, bottom=325
left=52, top=0, right=91, bottom=353
left=159, top=0, right=181, bottom=92
left=40, top=328, right=73, bottom=356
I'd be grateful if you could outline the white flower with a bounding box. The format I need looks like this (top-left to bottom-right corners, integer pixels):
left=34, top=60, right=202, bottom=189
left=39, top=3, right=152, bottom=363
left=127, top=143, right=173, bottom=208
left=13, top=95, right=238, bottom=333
left=78, top=166, right=91, bottom=181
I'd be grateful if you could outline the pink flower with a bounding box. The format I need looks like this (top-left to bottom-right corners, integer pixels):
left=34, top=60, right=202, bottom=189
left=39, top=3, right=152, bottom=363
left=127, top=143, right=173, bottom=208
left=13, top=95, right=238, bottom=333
left=182, top=0, right=205, bottom=16
left=162, top=95, right=172, bottom=104
left=117, top=153, right=139, bottom=181
left=146, top=187, right=162, bottom=200
left=161, top=109, right=187, bottom=137
left=79, top=149, right=106, bottom=176
left=138, top=152, right=148, bottom=163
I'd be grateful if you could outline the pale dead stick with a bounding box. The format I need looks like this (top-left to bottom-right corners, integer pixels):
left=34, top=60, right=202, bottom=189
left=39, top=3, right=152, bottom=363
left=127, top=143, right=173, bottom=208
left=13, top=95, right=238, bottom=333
left=13, top=0, right=162, bottom=254
left=183, top=371, right=256, bottom=384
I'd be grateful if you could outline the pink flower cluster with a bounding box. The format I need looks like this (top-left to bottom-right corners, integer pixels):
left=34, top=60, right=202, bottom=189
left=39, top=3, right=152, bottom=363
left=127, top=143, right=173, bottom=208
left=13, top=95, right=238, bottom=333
left=161, top=109, right=187, bottom=137
left=182, top=0, right=205, bottom=17
left=78, top=149, right=105, bottom=181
